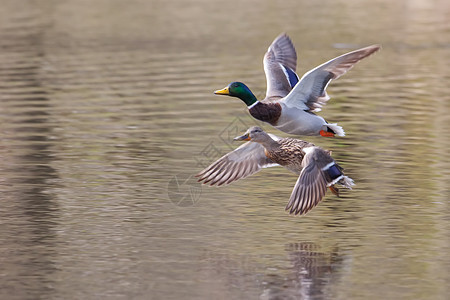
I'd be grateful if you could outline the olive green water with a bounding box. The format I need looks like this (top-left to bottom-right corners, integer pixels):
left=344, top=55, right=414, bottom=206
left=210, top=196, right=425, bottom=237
left=0, top=0, right=448, bottom=299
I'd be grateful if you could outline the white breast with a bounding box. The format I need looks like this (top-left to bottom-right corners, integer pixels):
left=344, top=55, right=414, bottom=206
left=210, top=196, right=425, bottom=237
left=274, top=103, right=326, bottom=136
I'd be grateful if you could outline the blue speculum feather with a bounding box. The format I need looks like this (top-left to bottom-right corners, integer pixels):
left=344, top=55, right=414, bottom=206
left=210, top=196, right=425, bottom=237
left=284, top=66, right=299, bottom=88
left=326, top=165, right=342, bottom=180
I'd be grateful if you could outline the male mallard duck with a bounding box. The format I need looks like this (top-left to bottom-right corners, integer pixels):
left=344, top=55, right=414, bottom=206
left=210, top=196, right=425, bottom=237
left=196, top=126, right=354, bottom=215
left=215, top=34, right=381, bottom=137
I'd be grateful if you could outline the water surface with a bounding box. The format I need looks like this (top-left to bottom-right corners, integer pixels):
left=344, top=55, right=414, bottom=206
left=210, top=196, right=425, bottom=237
left=0, top=0, right=448, bottom=299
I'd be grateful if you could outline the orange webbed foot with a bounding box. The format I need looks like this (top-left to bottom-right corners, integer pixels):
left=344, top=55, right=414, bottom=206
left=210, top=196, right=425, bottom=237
left=329, top=186, right=340, bottom=197
left=320, top=130, right=335, bottom=137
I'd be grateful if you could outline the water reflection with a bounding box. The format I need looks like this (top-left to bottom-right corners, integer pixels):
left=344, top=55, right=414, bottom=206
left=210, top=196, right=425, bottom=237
left=0, top=11, right=58, bottom=298
left=199, top=242, right=343, bottom=299
left=260, top=243, right=342, bottom=300
left=0, top=0, right=448, bottom=299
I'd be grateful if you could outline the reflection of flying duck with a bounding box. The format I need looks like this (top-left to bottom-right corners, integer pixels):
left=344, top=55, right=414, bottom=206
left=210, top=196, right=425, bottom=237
left=214, top=33, right=380, bottom=137
left=196, top=127, right=354, bottom=215
left=288, top=243, right=340, bottom=298
left=261, top=242, right=342, bottom=299
left=287, top=242, right=333, bottom=279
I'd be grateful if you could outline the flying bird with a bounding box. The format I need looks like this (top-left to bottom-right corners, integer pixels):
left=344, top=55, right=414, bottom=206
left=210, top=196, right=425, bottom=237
left=215, top=34, right=381, bottom=137
left=196, top=127, right=354, bottom=215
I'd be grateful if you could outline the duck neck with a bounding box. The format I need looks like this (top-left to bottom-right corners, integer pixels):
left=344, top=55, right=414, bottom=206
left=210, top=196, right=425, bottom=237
left=260, top=135, right=280, bottom=151
left=238, top=91, right=258, bottom=108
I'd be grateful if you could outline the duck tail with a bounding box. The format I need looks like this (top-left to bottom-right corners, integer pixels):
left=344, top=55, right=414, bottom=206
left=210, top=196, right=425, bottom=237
left=326, top=123, right=345, bottom=137
left=339, top=176, right=354, bottom=190
left=322, top=162, right=354, bottom=190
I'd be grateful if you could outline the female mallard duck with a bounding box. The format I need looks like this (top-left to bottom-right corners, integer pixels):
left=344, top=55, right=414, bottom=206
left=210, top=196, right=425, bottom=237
left=215, top=34, right=381, bottom=137
left=196, top=126, right=354, bottom=215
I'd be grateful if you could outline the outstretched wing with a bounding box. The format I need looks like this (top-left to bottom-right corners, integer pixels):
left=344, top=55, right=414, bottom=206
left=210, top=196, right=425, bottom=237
left=285, top=147, right=334, bottom=215
left=263, top=33, right=300, bottom=101
left=281, top=44, right=381, bottom=112
left=196, top=134, right=281, bottom=186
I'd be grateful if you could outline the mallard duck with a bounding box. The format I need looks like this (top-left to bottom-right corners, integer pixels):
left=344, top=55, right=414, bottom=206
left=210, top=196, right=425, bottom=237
left=215, top=34, right=381, bottom=137
left=196, top=126, right=354, bottom=215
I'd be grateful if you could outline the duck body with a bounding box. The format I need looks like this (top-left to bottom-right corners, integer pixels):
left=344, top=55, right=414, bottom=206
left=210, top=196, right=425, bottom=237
left=262, top=137, right=312, bottom=174
left=214, top=34, right=381, bottom=137
left=246, top=95, right=338, bottom=136
left=196, top=126, right=354, bottom=215
left=272, top=103, right=332, bottom=136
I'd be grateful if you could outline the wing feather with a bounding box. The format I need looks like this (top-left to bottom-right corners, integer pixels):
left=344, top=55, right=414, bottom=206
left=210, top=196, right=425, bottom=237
left=281, top=44, right=381, bottom=112
left=285, top=147, right=329, bottom=215
left=196, top=141, right=279, bottom=186
left=264, top=33, right=299, bottom=100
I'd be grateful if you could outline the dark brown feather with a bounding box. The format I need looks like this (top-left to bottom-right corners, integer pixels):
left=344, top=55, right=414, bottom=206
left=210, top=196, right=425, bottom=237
left=249, top=102, right=282, bottom=125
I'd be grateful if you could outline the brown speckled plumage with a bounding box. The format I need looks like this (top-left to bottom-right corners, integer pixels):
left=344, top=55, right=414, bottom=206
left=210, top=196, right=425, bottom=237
left=197, top=127, right=354, bottom=216
left=264, top=138, right=313, bottom=172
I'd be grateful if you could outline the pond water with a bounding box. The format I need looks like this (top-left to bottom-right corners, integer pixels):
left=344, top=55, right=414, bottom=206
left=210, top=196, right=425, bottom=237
left=0, top=0, right=448, bottom=299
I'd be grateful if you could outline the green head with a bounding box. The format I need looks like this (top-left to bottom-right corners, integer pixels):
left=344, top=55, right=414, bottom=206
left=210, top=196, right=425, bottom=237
left=214, top=82, right=258, bottom=107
